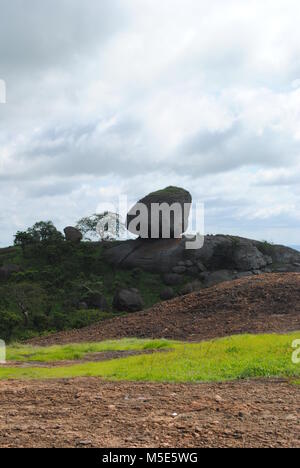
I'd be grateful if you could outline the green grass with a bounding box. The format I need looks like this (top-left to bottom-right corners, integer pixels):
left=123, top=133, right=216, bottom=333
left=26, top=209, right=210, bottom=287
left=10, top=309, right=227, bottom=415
left=7, top=338, right=174, bottom=362
left=1, top=333, right=299, bottom=382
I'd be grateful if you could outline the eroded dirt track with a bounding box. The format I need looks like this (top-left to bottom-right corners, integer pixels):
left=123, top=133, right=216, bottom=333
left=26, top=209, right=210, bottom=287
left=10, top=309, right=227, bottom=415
left=29, top=273, right=300, bottom=346
left=0, top=378, right=299, bottom=448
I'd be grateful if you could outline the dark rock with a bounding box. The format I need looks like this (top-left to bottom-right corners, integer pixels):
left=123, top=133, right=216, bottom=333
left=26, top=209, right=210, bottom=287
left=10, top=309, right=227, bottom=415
left=162, top=273, right=183, bottom=286
left=104, top=234, right=300, bottom=284
left=126, top=186, right=192, bottom=239
left=172, top=266, right=186, bottom=274
left=199, top=271, right=210, bottom=281
left=113, top=288, right=144, bottom=312
left=265, top=255, right=273, bottom=265
left=64, top=226, right=83, bottom=243
left=104, top=237, right=185, bottom=273
left=197, top=262, right=206, bottom=272
left=254, top=241, right=300, bottom=265
left=274, top=266, right=290, bottom=273
left=78, top=302, right=88, bottom=310
left=180, top=281, right=202, bottom=296
left=235, top=271, right=254, bottom=279
left=180, top=284, right=194, bottom=295
left=85, top=293, right=108, bottom=311
left=186, top=266, right=199, bottom=277
left=204, top=270, right=235, bottom=287
left=232, top=243, right=267, bottom=271
left=160, top=287, right=175, bottom=301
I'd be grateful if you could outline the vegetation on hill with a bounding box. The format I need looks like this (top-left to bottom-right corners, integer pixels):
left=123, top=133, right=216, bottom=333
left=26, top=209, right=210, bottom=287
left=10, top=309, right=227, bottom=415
left=0, top=221, right=168, bottom=342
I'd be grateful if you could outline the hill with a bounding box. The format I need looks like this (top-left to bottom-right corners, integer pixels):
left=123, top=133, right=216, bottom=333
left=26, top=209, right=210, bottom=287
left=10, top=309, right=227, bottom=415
left=1, top=228, right=300, bottom=342
left=28, top=273, right=300, bottom=346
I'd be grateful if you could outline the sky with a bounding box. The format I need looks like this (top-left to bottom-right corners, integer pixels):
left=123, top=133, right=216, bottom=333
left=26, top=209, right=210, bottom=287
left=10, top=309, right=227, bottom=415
left=0, top=0, right=300, bottom=247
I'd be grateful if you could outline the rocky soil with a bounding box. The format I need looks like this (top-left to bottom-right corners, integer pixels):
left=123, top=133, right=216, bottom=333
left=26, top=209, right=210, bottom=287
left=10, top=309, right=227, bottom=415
left=0, top=378, right=298, bottom=448
left=29, top=273, right=300, bottom=346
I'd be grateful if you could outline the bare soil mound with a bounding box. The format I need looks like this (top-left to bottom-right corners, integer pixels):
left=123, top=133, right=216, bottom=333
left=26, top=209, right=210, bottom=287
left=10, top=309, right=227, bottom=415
left=0, top=378, right=298, bottom=448
left=29, top=273, right=300, bottom=346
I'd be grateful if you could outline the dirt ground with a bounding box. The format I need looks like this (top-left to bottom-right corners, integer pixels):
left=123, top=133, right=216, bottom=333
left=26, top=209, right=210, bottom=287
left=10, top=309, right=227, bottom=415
left=0, top=378, right=299, bottom=448
left=29, top=273, right=300, bottom=346
left=2, top=273, right=299, bottom=449
left=2, top=349, right=166, bottom=368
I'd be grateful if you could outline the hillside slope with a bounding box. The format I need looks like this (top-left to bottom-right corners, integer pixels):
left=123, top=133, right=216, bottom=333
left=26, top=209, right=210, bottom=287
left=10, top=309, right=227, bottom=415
left=29, top=273, right=300, bottom=346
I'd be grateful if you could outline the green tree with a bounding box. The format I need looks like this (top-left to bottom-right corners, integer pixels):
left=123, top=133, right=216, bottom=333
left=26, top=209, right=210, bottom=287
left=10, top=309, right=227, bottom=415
left=0, top=283, right=49, bottom=333
left=0, top=310, right=23, bottom=342
left=14, top=221, right=63, bottom=250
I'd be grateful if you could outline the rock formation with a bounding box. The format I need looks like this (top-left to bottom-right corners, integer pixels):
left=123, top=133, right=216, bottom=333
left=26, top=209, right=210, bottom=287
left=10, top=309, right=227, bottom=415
left=64, top=226, right=83, bottom=243
left=113, top=288, right=144, bottom=312
left=126, top=186, right=192, bottom=239
left=103, top=187, right=300, bottom=290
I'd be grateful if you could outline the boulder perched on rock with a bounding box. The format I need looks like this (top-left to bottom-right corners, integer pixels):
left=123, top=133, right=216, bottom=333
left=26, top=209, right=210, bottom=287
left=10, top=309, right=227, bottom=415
left=64, top=226, right=83, bottom=243
left=126, top=186, right=192, bottom=239
left=113, top=288, right=144, bottom=312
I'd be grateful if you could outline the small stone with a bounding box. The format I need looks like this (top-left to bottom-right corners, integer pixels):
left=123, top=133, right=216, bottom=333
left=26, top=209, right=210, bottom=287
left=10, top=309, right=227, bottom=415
left=78, top=440, right=92, bottom=446
left=172, top=266, right=186, bottom=274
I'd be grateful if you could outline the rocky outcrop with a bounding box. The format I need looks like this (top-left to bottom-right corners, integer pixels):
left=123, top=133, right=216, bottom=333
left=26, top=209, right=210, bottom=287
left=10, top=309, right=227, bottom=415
left=126, top=186, right=192, bottom=239
left=64, top=227, right=83, bottom=243
left=103, top=186, right=300, bottom=290
left=113, top=288, right=144, bottom=312
left=104, top=234, right=300, bottom=289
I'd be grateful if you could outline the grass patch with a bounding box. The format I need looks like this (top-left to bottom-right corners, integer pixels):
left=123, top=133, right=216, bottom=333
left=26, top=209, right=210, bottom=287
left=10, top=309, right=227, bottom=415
left=1, top=332, right=299, bottom=382
left=7, top=338, right=174, bottom=362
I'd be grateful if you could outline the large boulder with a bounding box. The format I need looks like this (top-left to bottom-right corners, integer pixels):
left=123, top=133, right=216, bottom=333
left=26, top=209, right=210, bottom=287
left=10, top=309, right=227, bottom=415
left=113, top=288, right=144, bottom=312
left=162, top=273, right=183, bottom=286
left=203, top=270, right=236, bottom=287
left=180, top=281, right=202, bottom=296
left=126, top=186, right=192, bottom=239
left=104, top=237, right=187, bottom=273
left=64, top=226, right=83, bottom=243
left=232, top=242, right=267, bottom=271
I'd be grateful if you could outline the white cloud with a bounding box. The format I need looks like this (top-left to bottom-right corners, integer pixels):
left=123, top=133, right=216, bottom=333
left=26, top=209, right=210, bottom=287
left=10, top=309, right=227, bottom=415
left=0, top=0, right=300, bottom=246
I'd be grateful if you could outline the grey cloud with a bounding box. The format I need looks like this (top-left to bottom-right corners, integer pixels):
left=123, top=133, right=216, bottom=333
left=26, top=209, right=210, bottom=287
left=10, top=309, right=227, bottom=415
left=0, top=0, right=126, bottom=73
left=0, top=0, right=300, bottom=246
left=176, top=124, right=300, bottom=175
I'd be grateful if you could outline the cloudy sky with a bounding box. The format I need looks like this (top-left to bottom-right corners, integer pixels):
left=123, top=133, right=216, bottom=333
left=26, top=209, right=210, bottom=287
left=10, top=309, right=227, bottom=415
left=0, top=0, right=300, bottom=247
